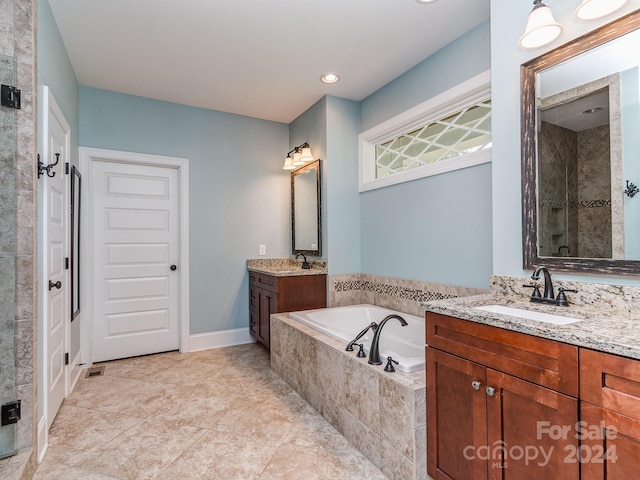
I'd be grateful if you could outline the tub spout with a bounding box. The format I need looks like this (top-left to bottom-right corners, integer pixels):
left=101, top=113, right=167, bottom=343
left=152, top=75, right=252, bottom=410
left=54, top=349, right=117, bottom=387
left=368, top=314, right=408, bottom=366
left=346, top=322, right=378, bottom=351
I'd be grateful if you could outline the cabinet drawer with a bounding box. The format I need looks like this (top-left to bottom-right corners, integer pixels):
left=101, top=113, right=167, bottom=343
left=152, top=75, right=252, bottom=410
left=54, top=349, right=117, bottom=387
left=251, top=272, right=277, bottom=291
left=581, top=348, right=640, bottom=420
left=426, top=313, right=578, bottom=396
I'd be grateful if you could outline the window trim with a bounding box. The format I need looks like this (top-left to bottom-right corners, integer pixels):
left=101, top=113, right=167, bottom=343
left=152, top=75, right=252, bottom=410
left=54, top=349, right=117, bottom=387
left=359, top=70, right=492, bottom=192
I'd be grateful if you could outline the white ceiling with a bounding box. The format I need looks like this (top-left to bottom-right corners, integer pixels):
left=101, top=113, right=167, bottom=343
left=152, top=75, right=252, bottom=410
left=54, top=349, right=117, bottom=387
left=48, top=0, right=490, bottom=124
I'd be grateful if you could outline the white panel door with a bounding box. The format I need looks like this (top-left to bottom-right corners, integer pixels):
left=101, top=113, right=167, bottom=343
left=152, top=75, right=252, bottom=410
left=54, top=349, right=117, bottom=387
left=42, top=88, right=70, bottom=429
left=92, top=161, right=180, bottom=362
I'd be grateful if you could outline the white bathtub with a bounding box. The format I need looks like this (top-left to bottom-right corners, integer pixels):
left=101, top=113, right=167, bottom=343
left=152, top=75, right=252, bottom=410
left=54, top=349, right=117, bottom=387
left=288, top=304, right=425, bottom=373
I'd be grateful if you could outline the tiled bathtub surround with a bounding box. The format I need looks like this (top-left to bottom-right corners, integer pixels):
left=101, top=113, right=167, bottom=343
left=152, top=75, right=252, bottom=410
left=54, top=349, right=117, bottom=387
left=329, top=273, right=487, bottom=316
left=271, top=313, right=426, bottom=480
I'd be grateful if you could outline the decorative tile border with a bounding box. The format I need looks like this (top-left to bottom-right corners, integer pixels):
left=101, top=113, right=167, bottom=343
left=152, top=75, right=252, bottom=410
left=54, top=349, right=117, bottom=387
left=329, top=274, right=487, bottom=317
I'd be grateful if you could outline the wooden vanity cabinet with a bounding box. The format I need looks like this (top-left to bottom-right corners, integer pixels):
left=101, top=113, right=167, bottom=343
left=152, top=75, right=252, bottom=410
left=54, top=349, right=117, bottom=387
left=249, top=271, right=326, bottom=349
left=580, top=349, right=640, bottom=479
left=426, top=313, right=580, bottom=480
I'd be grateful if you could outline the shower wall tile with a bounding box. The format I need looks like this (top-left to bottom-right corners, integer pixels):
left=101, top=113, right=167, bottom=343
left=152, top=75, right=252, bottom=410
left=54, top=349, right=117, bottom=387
left=16, top=191, right=34, bottom=256
left=15, top=319, right=32, bottom=386
left=16, top=383, right=32, bottom=449
left=0, top=2, right=13, bottom=57
left=1, top=0, right=36, bottom=473
left=0, top=190, right=15, bottom=254
left=15, top=125, right=32, bottom=191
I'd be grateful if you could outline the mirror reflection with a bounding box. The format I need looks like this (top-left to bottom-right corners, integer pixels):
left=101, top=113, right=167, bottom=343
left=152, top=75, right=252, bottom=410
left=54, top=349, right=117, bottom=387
left=536, top=28, right=639, bottom=261
left=292, top=159, right=321, bottom=256
left=521, top=12, right=640, bottom=275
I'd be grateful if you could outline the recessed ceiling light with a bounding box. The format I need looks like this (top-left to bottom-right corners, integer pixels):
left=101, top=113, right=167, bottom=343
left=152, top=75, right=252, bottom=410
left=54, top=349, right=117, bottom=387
left=582, top=107, right=604, bottom=114
left=320, top=73, right=340, bottom=84
left=415, top=0, right=438, bottom=3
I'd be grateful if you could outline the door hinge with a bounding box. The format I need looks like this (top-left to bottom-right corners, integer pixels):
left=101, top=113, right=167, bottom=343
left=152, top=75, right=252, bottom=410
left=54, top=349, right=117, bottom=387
left=65, top=257, right=70, bottom=270
left=1, top=400, right=21, bottom=426
left=65, top=353, right=69, bottom=365
left=1, top=85, right=21, bottom=109
left=65, top=162, right=70, bottom=174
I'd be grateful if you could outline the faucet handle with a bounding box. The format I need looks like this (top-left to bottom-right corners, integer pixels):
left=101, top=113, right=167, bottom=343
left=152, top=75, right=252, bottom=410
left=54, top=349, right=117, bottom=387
left=384, top=357, right=399, bottom=373
left=556, top=288, right=577, bottom=307
left=523, top=283, right=542, bottom=298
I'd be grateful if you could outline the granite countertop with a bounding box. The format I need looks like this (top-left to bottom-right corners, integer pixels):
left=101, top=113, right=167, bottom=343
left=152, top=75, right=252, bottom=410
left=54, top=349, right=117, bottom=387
left=247, top=258, right=327, bottom=277
left=424, top=293, right=640, bottom=361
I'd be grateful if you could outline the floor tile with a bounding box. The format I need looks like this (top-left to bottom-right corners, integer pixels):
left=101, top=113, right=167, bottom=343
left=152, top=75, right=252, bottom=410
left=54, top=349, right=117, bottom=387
left=35, top=343, right=388, bottom=480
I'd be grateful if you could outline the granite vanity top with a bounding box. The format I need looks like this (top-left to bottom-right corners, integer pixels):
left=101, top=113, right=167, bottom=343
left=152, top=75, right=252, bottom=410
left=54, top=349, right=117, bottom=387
left=424, top=291, right=640, bottom=361
left=247, top=258, right=327, bottom=277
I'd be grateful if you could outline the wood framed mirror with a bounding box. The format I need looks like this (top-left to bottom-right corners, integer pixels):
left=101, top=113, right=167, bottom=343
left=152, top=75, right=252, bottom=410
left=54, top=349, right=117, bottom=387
left=521, top=10, right=640, bottom=275
left=291, top=159, right=321, bottom=257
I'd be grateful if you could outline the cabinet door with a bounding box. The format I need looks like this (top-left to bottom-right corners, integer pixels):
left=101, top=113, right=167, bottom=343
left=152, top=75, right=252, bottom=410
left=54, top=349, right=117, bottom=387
left=485, top=369, right=579, bottom=480
left=257, top=287, right=275, bottom=348
left=581, top=402, right=640, bottom=479
left=427, top=347, right=488, bottom=480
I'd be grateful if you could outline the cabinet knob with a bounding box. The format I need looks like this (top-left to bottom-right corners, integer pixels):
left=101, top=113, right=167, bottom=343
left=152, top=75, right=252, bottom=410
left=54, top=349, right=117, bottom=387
left=486, top=386, right=496, bottom=397
left=471, top=381, right=482, bottom=391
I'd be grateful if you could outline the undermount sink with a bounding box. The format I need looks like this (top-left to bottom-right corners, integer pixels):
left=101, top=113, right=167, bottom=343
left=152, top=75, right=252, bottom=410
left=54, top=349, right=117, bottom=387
left=474, top=304, right=581, bottom=325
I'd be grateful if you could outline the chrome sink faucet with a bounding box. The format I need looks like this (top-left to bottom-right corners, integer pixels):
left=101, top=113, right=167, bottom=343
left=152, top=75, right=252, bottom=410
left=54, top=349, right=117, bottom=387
left=368, top=314, right=407, bottom=365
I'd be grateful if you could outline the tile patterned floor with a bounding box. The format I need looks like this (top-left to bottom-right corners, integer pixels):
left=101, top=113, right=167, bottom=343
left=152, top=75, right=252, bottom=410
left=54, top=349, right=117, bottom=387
left=34, top=343, right=389, bottom=480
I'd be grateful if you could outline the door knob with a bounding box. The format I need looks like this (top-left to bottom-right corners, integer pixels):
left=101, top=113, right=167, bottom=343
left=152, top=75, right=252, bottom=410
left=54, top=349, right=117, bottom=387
left=486, top=386, right=496, bottom=397
left=49, top=280, right=62, bottom=290
left=471, top=381, right=482, bottom=391
left=170, top=265, right=177, bottom=271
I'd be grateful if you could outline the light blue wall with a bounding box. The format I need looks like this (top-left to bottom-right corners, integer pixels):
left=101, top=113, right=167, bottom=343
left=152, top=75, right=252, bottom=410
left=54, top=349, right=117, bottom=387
left=357, top=20, right=492, bottom=288
left=490, top=0, right=640, bottom=286
left=37, top=0, right=80, bottom=420
left=79, top=87, right=290, bottom=334
left=288, top=96, right=362, bottom=275
left=37, top=0, right=79, bottom=163
left=361, top=20, right=491, bottom=131
left=325, top=96, right=361, bottom=275
left=289, top=97, right=328, bottom=260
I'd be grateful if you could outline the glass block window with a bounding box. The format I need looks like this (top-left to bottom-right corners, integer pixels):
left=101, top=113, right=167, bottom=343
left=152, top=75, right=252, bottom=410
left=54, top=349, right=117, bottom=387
left=375, top=99, right=492, bottom=178
left=359, top=71, right=492, bottom=192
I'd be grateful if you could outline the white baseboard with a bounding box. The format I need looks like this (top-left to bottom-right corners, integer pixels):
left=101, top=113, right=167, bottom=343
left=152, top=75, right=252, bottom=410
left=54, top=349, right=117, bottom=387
left=189, top=327, right=254, bottom=352
left=37, top=416, right=48, bottom=463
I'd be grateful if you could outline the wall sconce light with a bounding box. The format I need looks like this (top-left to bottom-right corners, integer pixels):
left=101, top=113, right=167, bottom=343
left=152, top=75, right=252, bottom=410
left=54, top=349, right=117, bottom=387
left=282, top=142, right=314, bottom=170
left=520, top=0, right=631, bottom=49
left=519, top=0, right=563, bottom=49
left=574, top=0, right=629, bottom=21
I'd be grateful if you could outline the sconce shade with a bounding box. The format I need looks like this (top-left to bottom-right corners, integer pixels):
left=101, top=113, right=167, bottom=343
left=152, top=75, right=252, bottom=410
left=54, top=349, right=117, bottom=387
left=282, top=155, right=295, bottom=170
left=519, top=1, right=563, bottom=49
left=299, top=146, right=314, bottom=163
left=575, top=0, right=629, bottom=20
left=292, top=150, right=305, bottom=166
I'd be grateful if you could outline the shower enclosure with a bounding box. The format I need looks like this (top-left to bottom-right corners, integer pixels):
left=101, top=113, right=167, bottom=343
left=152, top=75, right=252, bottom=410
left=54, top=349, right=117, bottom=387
left=0, top=52, right=18, bottom=459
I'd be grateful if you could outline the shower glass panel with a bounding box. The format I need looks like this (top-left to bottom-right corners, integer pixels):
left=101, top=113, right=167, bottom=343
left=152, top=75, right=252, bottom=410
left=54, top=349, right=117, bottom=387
left=0, top=53, right=18, bottom=459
